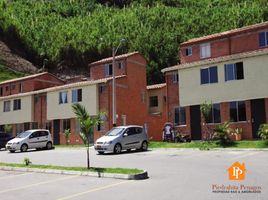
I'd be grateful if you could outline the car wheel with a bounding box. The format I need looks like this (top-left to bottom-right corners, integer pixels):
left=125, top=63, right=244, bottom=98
left=140, top=141, right=148, bottom=151
left=98, top=151, right=104, bottom=155
left=127, top=149, right=131, bottom=152
left=20, top=144, right=28, bottom=152
left=46, top=142, right=52, bottom=150
left=113, top=143, right=122, bottom=154
left=9, top=150, right=15, bottom=153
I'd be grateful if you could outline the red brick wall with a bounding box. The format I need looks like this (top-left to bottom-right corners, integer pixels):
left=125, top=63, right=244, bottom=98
left=90, top=60, right=126, bottom=80
left=33, top=93, right=47, bottom=129
left=180, top=28, right=268, bottom=64
left=0, top=73, right=64, bottom=97
left=59, top=118, right=83, bottom=145
left=165, top=72, right=179, bottom=124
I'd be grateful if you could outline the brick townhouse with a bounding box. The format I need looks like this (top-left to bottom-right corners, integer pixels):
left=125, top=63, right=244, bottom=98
left=162, top=21, right=268, bottom=140
left=0, top=52, right=167, bottom=144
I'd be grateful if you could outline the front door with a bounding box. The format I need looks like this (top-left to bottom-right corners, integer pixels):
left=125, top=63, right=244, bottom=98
left=53, top=120, right=60, bottom=145
left=251, top=99, right=266, bottom=139
left=190, top=105, right=202, bottom=140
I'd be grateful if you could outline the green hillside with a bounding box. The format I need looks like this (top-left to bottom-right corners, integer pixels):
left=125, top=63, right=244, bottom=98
left=0, top=0, right=267, bottom=83
left=0, top=63, right=25, bottom=83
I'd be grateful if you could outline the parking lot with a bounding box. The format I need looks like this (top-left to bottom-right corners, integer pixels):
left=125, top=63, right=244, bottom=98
left=0, top=148, right=267, bottom=200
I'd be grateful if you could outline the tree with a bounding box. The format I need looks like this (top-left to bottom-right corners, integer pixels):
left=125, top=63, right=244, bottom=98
left=72, top=103, right=104, bottom=169
left=200, top=101, right=212, bottom=140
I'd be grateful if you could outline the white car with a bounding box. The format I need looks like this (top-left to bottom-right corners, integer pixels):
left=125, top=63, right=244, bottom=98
left=6, top=129, right=53, bottom=153
left=94, top=125, right=148, bottom=154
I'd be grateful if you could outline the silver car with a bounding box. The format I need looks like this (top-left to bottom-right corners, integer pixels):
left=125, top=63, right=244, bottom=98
left=6, top=129, right=53, bottom=153
left=94, top=125, right=148, bottom=154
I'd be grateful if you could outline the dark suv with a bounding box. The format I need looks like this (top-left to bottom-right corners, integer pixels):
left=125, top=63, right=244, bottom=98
left=0, top=132, right=14, bottom=149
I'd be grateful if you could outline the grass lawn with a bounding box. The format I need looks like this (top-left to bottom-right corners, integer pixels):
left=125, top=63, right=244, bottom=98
left=149, top=140, right=268, bottom=149
left=0, top=162, right=143, bottom=175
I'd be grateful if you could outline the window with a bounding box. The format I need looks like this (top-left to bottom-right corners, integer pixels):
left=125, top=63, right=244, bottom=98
left=0, top=87, right=3, bottom=96
left=186, top=47, right=192, bottom=56
left=62, top=119, right=71, bottom=131
left=99, top=85, right=106, bottom=93
left=259, top=31, right=268, bottom=47
left=207, top=103, right=221, bottom=123
left=13, top=99, right=21, bottom=110
left=174, top=107, right=186, bottom=125
left=16, top=123, right=24, bottom=135
left=230, top=101, right=246, bottom=122
left=200, top=66, right=218, bottom=84
left=46, top=121, right=52, bottom=133
left=72, top=89, right=82, bottom=103
left=200, top=43, right=211, bottom=58
left=19, top=83, right=23, bottom=93
left=11, top=84, right=16, bottom=90
left=3, top=101, right=11, bottom=112
left=118, top=62, right=123, bottom=69
left=6, top=86, right=9, bottom=91
left=104, top=64, right=113, bottom=76
left=224, top=62, right=244, bottom=81
left=172, top=72, right=179, bottom=83
left=149, top=96, right=158, bottom=107
left=32, top=122, right=38, bottom=129
left=59, top=91, right=68, bottom=104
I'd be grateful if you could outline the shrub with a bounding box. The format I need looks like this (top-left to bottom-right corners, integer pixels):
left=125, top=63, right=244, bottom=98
left=258, top=124, right=268, bottom=140
left=23, top=158, right=32, bottom=166
left=63, top=129, right=71, bottom=145
left=213, top=121, right=232, bottom=145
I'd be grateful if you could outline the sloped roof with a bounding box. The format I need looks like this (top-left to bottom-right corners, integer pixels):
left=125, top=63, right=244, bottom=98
left=181, top=21, right=268, bottom=46
left=162, top=48, right=268, bottom=73
left=0, top=75, right=126, bottom=100
left=0, top=72, right=64, bottom=85
left=147, top=83, right=166, bottom=90
left=89, top=52, right=140, bottom=66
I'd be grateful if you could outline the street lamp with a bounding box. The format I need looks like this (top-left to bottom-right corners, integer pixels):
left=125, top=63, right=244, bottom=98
left=112, top=38, right=126, bottom=127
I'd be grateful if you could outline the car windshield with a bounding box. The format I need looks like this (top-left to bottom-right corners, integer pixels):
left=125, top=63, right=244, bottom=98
left=16, top=131, right=32, bottom=138
left=105, top=128, right=124, bottom=136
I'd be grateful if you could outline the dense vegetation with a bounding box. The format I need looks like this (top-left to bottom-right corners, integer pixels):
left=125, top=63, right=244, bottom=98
left=0, top=0, right=268, bottom=83
left=0, top=63, right=25, bottom=82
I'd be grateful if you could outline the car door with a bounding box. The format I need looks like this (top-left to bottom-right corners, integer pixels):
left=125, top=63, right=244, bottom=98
left=121, top=127, right=138, bottom=150
left=28, top=131, right=40, bottom=149
left=39, top=131, right=49, bottom=147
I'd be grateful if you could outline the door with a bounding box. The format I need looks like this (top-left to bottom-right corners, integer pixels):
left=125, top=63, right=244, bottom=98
left=121, top=128, right=137, bottom=150
left=28, top=131, right=40, bottom=149
left=24, top=123, right=30, bottom=131
left=190, top=105, right=202, bottom=140
left=251, top=99, right=266, bottom=139
left=53, top=120, right=60, bottom=145
left=39, top=131, right=49, bottom=147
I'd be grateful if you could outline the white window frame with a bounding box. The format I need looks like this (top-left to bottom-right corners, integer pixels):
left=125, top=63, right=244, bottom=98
left=200, top=43, right=211, bottom=59
left=3, top=100, right=11, bottom=112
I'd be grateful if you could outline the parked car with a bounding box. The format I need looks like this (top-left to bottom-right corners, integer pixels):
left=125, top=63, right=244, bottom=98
left=94, top=125, right=148, bottom=154
left=0, top=132, right=14, bottom=150
left=6, top=129, right=53, bottom=153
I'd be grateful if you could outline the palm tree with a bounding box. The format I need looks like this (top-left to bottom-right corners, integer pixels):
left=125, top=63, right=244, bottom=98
left=72, top=103, right=104, bottom=169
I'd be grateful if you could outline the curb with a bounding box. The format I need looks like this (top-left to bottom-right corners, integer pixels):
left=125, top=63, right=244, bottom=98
left=0, top=166, right=148, bottom=180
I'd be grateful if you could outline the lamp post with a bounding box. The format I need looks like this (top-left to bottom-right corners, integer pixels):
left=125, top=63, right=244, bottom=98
left=112, top=39, right=125, bottom=127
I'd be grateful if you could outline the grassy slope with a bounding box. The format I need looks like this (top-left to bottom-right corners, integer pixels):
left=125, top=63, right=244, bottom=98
left=0, top=63, right=25, bottom=83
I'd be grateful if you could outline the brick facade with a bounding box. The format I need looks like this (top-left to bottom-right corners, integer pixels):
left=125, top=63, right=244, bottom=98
left=180, top=23, right=268, bottom=64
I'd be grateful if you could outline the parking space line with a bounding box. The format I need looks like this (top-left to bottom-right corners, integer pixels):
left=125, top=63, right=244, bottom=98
left=57, top=180, right=133, bottom=200
left=0, top=172, right=34, bottom=180
left=230, top=152, right=259, bottom=161
left=0, top=174, right=79, bottom=194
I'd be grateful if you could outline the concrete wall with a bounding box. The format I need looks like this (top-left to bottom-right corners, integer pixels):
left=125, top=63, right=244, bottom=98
left=47, top=85, right=98, bottom=120
left=0, top=95, right=33, bottom=125
left=179, top=54, right=268, bottom=106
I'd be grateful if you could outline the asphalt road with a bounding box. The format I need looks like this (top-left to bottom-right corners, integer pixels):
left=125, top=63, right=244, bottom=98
left=0, top=147, right=267, bottom=200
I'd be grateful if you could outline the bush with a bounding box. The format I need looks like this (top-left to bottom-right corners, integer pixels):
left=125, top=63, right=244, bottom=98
left=213, top=121, right=232, bottom=145
left=23, top=158, right=32, bottom=166
left=258, top=124, right=268, bottom=140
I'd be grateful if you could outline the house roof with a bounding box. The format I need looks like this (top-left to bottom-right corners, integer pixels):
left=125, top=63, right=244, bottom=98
left=0, top=72, right=64, bottom=85
left=146, top=83, right=166, bottom=90
left=89, top=52, right=140, bottom=66
left=181, top=21, right=268, bottom=46
left=0, top=75, right=126, bottom=100
left=161, top=48, right=268, bottom=73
